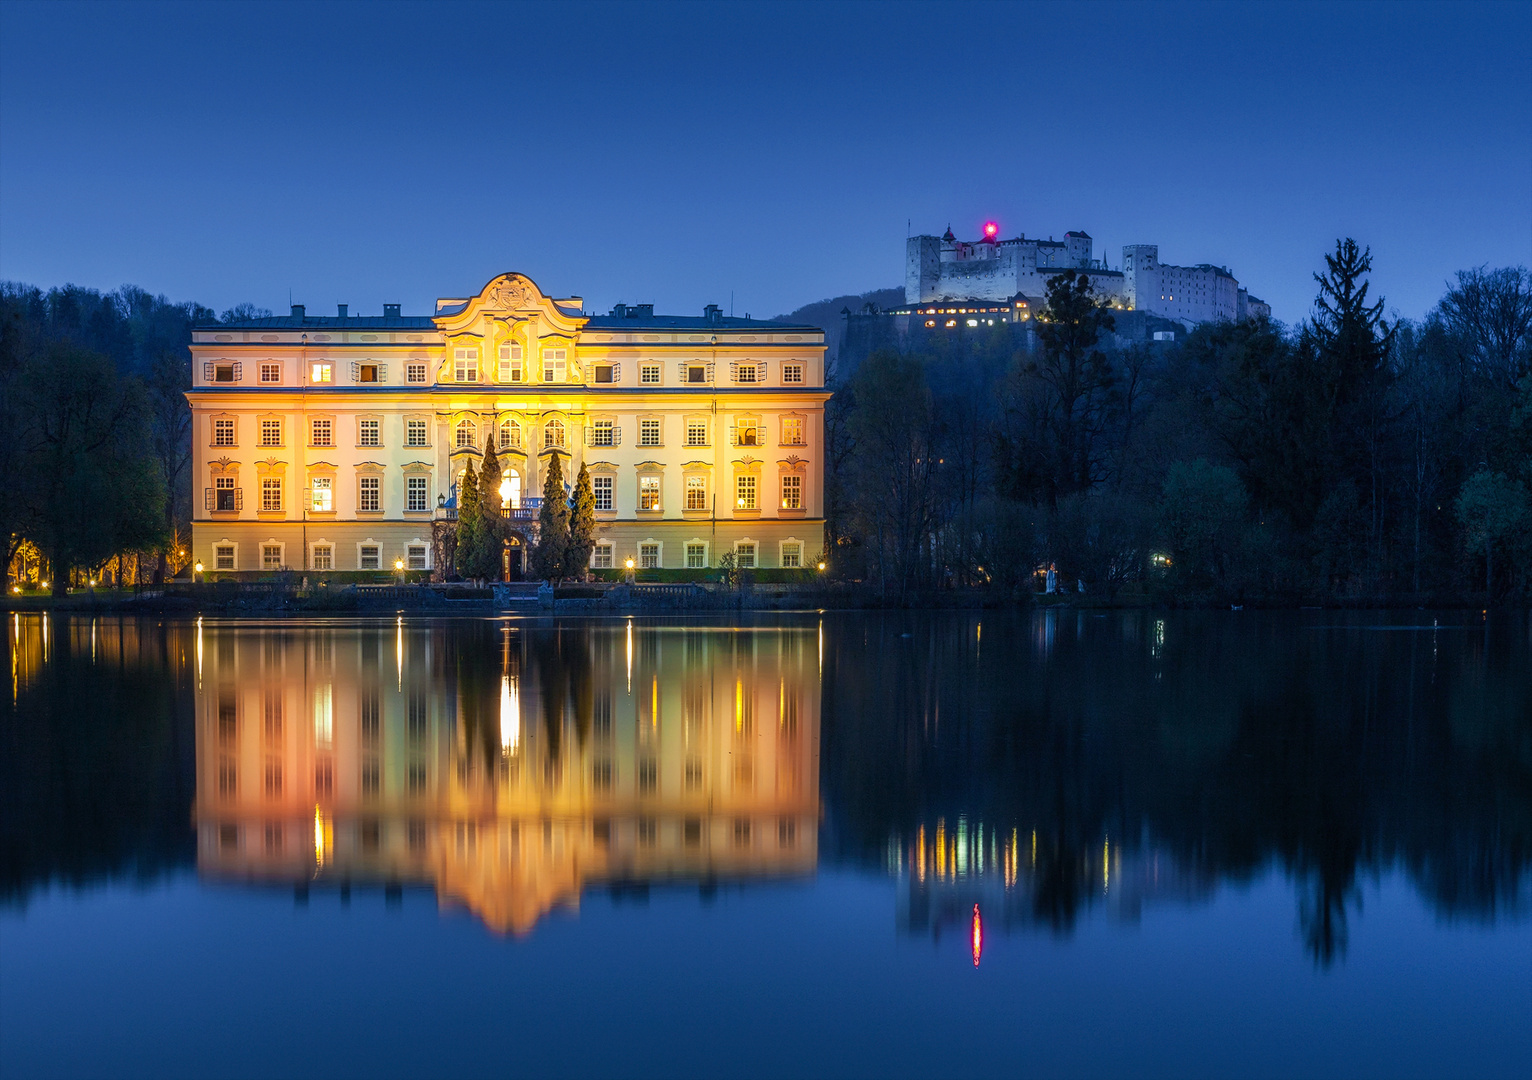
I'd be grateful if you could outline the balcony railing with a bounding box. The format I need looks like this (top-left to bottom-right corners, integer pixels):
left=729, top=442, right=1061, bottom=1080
left=435, top=497, right=543, bottom=523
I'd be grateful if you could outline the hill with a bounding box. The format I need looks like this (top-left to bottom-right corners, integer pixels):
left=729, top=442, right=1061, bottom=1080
left=774, top=287, right=903, bottom=369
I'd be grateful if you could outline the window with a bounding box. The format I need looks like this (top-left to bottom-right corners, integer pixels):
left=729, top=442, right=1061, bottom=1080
left=261, top=478, right=282, bottom=512
left=640, top=542, right=659, bottom=569
left=639, top=418, right=661, bottom=447
left=641, top=363, right=660, bottom=384
left=357, top=363, right=379, bottom=383
left=781, top=542, right=801, bottom=568
left=262, top=544, right=282, bottom=570
left=593, top=543, right=613, bottom=569
left=686, top=543, right=706, bottom=569
left=260, top=419, right=282, bottom=447
left=686, top=419, right=708, bottom=446
left=359, top=476, right=380, bottom=512
left=453, top=347, right=479, bottom=382
left=499, top=420, right=520, bottom=449
left=260, top=362, right=281, bottom=383
left=407, top=476, right=428, bottom=512
left=213, top=419, right=235, bottom=446
left=593, top=364, right=615, bottom=384
left=407, top=419, right=427, bottom=447
left=359, top=545, right=380, bottom=571
left=687, top=365, right=707, bottom=384
left=407, top=362, right=427, bottom=384
left=311, top=362, right=332, bottom=383
left=542, top=348, right=567, bottom=382
left=735, top=363, right=758, bottom=384
left=782, top=364, right=803, bottom=384
left=312, top=545, right=332, bottom=571
left=780, top=416, right=804, bottom=445
left=408, top=545, right=427, bottom=571
left=498, top=344, right=523, bottom=382
left=591, top=419, right=615, bottom=446
left=736, top=475, right=757, bottom=510
left=216, top=544, right=236, bottom=570
left=455, top=420, right=476, bottom=449
left=781, top=474, right=802, bottom=510
left=311, top=418, right=332, bottom=447
left=735, top=418, right=761, bottom=446
left=685, top=476, right=707, bottom=511
left=544, top=418, right=565, bottom=447
left=311, top=477, right=333, bottom=512
left=593, top=475, right=613, bottom=512
left=736, top=542, right=756, bottom=568
left=639, top=476, right=661, bottom=512
left=359, top=419, right=380, bottom=446
left=214, top=363, right=236, bottom=383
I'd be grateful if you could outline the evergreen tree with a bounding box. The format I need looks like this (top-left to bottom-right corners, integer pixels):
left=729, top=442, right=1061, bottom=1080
left=479, top=435, right=502, bottom=515
left=455, top=457, right=488, bottom=580
left=566, top=462, right=596, bottom=579
left=531, top=453, right=570, bottom=581
left=475, top=435, right=506, bottom=578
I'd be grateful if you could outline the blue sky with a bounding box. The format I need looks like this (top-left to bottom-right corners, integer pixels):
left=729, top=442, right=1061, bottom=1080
left=1, top=0, right=1527, bottom=324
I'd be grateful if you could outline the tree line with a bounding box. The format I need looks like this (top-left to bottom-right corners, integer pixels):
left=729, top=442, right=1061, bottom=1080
left=825, top=240, right=1532, bottom=604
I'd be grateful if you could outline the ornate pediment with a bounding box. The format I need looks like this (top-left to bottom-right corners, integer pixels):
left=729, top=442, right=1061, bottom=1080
left=434, top=273, right=588, bottom=337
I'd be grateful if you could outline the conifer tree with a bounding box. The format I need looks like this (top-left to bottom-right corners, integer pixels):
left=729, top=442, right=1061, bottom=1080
left=567, top=462, right=596, bottom=580
left=455, top=457, right=488, bottom=580
left=479, top=435, right=502, bottom=517
left=531, top=453, right=570, bottom=581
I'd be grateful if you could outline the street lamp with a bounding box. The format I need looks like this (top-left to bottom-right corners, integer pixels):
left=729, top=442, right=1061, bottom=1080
left=624, top=556, right=636, bottom=585
left=817, top=562, right=826, bottom=572
left=194, top=561, right=203, bottom=583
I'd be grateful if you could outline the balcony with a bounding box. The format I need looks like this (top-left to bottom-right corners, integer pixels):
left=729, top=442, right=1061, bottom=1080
left=435, top=497, right=543, bottom=524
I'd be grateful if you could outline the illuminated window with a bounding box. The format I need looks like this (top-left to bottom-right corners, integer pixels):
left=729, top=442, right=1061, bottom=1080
left=407, top=476, right=428, bottom=512
left=639, top=476, right=661, bottom=512
left=356, top=363, right=379, bottom=383
left=542, top=348, right=567, bottom=382
left=312, top=544, right=332, bottom=570
left=358, top=476, right=380, bottom=512
left=215, top=544, right=235, bottom=570
left=736, top=475, right=757, bottom=510
left=359, top=545, right=380, bottom=571
left=311, top=418, right=332, bottom=447
left=408, top=544, right=427, bottom=570
left=499, top=419, right=520, bottom=449
left=406, top=419, right=427, bottom=447
left=261, top=419, right=282, bottom=447
left=686, top=543, right=706, bottom=569
left=311, top=477, right=333, bottom=512
left=455, top=420, right=476, bottom=449
left=359, top=419, right=380, bottom=446
left=262, top=543, right=282, bottom=569
left=640, top=363, right=661, bottom=384
left=593, top=542, right=613, bottom=569
left=780, top=416, right=804, bottom=446
left=781, top=542, right=801, bottom=568
left=311, top=362, right=332, bottom=383
left=685, top=476, right=707, bottom=511
left=261, top=478, right=282, bottom=512
left=593, top=475, right=613, bottom=512
left=736, top=542, right=756, bottom=569
left=453, top=347, right=479, bottom=382
left=734, top=417, right=761, bottom=446
left=781, top=474, right=801, bottom=510
left=213, top=418, right=235, bottom=446
left=686, top=419, right=708, bottom=446
left=543, top=418, right=565, bottom=448
left=406, top=362, right=427, bottom=384
left=498, top=343, right=523, bottom=382
left=782, top=364, right=803, bottom=384
left=640, top=542, right=659, bottom=569
left=260, top=362, right=281, bottom=383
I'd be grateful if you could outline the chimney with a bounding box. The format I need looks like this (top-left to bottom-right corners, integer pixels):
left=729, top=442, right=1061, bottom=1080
left=383, top=303, right=401, bottom=319
left=337, top=303, right=348, bottom=318
left=632, top=303, right=654, bottom=318
left=704, top=303, right=722, bottom=325
left=290, top=304, right=305, bottom=319
left=611, top=303, right=628, bottom=318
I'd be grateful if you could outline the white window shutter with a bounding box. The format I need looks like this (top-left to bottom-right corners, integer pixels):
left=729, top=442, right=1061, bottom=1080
left=351, top=361, right=361, bottom=381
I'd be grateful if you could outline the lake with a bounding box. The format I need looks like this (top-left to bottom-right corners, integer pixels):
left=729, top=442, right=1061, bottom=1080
left=2, top=610, right=1528, bottom=1079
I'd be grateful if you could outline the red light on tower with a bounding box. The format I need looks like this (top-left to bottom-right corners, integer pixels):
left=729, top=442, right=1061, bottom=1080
left=983, top=221, right=998, bottom=239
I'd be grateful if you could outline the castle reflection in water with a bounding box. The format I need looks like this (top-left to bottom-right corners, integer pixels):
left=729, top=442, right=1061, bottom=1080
left=193, top=619, right=819, bottom=933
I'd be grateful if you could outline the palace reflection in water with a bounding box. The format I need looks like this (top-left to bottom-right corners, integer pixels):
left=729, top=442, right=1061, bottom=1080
left=191, top=620, right=818, bottom=933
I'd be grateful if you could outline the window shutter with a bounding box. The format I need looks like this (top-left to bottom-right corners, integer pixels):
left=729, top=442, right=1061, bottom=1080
left=204, top=487, right=214, bottom=511
left=706, top=362, right=715, bottom=381
left=755, top=361, right=766, bottom=382
left=351, top=361, right=361, bottom=381
left=728, top=360, right=740, bottom=381
left=677, top=362, right=688, bottom=382
left=235, top=488, right=244, bottom=510
left=231, top=361, right=242, bottom=381
left=613, top=425, right=622, bottom=446
left=583, top=426, right=593, bottom=446
left=203, top=362, right=214, bottom=380
left=375, top=363, right=386, bottom=382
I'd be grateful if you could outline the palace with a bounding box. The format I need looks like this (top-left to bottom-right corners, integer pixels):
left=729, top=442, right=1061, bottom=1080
left=187, top=273, right=827, bottom=578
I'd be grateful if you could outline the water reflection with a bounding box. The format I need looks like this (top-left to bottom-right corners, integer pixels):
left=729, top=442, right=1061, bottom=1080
left=190, top=620, right=819, bottom=934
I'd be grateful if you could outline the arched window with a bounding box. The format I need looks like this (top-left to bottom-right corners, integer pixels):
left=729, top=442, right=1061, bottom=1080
left=501, top=468, right=522, bottom=509
left=544, top=418, right=565, bottom=448
left=499, top=419, right=520, bottom=449
left=455, top=420, right=477, bottom=449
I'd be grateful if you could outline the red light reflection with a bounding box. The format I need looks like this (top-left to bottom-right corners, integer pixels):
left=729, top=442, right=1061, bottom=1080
left=971, top=903, right=983, bottom=967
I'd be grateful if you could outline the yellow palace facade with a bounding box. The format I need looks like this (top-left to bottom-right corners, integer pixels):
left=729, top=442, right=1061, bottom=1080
left=186, top=273, right=828, bottom=577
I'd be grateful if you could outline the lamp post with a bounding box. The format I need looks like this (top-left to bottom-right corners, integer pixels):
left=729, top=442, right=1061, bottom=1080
left=194, top=561, right=204, bottom=583
left=394, top=557, right=404, bottom=584
left=624, top=556, right=636, bottom=585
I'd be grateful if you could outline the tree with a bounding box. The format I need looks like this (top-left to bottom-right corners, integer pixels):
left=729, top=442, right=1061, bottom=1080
left=455, top=457, right=492, bottom=581
left=1454, top=469, right=1529, bottom=597
left=566, top=463, right=596, bottom=580
left=532, top=453, right=570, bottom=581
left=1159, top=459, right=1249, bottom=585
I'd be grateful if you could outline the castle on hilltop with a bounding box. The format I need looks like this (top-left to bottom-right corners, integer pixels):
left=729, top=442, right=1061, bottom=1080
left=904, top=224, right=1269, bottom=326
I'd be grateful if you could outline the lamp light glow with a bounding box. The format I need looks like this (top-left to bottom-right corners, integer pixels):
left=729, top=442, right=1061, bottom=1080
left=983, top=221, right=998, bottom=238
left=395, top=558, right=404, bottom=571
